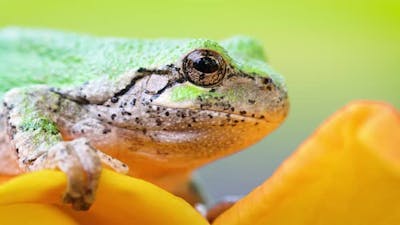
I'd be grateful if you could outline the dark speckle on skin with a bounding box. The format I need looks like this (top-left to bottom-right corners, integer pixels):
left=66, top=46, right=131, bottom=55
left=130, top=98, right=136, bottom=106
left=248, top=99, right=256, bottom=104
left=121, top=110, right=132, bottom=116
left=111, top=97, right=119, bottom=103
left=111, top=114, right=117, bottom=120
left=102, top=128, right=111, bottom=134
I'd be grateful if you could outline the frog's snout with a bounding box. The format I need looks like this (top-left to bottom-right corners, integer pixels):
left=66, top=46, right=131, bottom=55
left=200, top=74, right=289, bottom=123
left=257, top=77, right=289, bottom=123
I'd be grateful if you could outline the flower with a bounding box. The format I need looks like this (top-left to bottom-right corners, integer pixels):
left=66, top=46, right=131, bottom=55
left=0, top=169, right=208, bottom=225
left=0, top=101, right=399, bottom=225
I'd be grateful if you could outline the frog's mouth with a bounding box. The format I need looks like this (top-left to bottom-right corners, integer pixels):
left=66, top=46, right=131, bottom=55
left=136, top=103, right=287, bottom=133
left=148, top=93, right=289, bottom=130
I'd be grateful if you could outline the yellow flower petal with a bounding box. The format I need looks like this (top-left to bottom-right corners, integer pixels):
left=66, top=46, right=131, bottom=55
left=0, top=204, right=79, bottom=225
left=63, top=169, right=209, bottom=225
left=0, top=170, right=65, bottom=205
left=0, top=169, right=208, bottom=225
left=214, top=101, right=400, bottom=225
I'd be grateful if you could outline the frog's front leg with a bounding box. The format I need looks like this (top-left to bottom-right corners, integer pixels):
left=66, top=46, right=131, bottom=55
left=3, top=87, right=124, bottom=210
left=33, top=138, right=101, bottom=210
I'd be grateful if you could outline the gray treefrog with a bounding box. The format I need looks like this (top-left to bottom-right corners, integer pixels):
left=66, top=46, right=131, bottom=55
left=0, top=27, right=288, bottom=210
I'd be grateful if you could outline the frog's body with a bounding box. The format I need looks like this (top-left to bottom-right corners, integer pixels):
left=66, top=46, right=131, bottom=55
left=0, top=28, right=288, bottom=209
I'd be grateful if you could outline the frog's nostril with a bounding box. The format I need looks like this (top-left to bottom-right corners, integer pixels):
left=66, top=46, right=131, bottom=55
left=262, top=77, right=272, bottom=85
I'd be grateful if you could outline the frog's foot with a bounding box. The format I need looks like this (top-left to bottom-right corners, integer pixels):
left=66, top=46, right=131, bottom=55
left=23, top=137, right=129, bottom=210
left=43, top=138, right=102, bottom=210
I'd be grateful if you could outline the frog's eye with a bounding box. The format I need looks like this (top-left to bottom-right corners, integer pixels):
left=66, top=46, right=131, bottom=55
left=182, top=49, right=227, bottom=87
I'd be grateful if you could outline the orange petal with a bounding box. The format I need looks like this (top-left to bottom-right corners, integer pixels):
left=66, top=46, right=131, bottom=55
left=214, top=101, right=400, bottom=225
left=0, top=175, right=13, bottom=184
left=0, top=169, right=209, bottom=225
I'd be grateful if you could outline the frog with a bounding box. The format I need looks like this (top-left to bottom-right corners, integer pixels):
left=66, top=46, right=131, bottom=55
left=0, top=27, right=289, bottom=210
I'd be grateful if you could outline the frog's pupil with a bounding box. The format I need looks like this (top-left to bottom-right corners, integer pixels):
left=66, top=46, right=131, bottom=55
left=193, top=57, right=219, bottom=73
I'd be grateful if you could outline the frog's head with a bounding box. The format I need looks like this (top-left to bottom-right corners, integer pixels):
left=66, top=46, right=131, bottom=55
left=153, top=36, right=288, bottom=124
left=100, top=36, right=288, bottom=166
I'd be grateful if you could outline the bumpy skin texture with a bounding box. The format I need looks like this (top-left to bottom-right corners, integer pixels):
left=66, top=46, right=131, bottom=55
left=0, top=28, right=289, bottom=209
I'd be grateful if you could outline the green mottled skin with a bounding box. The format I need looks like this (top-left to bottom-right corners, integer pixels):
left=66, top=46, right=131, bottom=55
left=21, top=116, right=60, bottom=145
left=0, top=27, right=283, bottom=98
left=171, top=84, right=206, bottom=102
left=21, top=117, right=59, bottom=135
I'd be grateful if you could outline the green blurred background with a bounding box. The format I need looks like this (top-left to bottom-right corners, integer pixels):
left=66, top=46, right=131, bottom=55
left=1, top=0, right=399, bottom=203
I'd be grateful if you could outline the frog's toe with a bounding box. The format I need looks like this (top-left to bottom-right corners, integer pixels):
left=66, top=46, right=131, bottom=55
left=63, top=179, right=95, bottom=210
left=63, top=191, right=93, bottom=211
left=95, top=149, right=129, bottom=174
